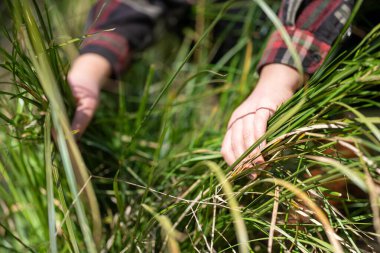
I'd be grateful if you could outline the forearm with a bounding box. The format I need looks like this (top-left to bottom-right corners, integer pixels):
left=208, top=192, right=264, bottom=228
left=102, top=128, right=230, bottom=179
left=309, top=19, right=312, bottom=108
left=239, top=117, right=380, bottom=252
left=251, top=64, right=302, bottom=100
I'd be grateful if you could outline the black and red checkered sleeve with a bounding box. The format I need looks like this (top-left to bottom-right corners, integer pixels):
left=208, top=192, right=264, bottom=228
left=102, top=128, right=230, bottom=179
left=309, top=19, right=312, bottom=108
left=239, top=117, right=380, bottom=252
left=258, top=0, right=354, bottom=75
left=80, top=0, right=166, bottom=76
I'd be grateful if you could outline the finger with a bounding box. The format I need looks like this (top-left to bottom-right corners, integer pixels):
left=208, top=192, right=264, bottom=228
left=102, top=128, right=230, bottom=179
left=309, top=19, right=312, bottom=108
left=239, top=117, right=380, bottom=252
left=253, top=108, right=270, bottom=145
left=230, top=120, right=245, bottom=164
left=241, top=113, right=255, bottom=151
left=248, top=173, right=258, bottom=181
left=221, top=130, right=235, bottom=166
left=252, top=108, right=271, bottom=164
left=71, top=96, right=98, bottom=137
left=239, top=114, right=260, bottom=176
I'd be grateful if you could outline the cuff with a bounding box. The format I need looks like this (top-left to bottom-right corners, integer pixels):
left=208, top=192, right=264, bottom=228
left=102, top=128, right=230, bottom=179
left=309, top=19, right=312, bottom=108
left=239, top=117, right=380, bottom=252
left=80, top=31, right=130, bottom=77
left=258, top=27, right=331, bottom=75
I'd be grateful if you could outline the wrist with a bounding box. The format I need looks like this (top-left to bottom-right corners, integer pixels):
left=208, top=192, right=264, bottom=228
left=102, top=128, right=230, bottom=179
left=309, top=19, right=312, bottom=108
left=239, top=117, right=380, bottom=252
left=245, top=63, right=304, bottom=108
left=68, top=53, right=112, bottom=90
left=255, top=64, right=303, bottom=95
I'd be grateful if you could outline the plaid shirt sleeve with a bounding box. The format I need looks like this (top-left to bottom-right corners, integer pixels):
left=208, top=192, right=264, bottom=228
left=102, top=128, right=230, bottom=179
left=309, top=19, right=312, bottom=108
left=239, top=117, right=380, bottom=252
left=80, top=0, right=177, bottom=76
left=80, top=0, right=162, bottom=75
left=258, top=0, right=354, bottom=74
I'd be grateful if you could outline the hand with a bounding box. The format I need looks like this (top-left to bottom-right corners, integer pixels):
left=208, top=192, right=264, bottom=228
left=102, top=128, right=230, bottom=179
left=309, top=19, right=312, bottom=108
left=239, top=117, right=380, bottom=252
left=221, top=64, right=303, bottom=170
left=67, top=53, right=111, bottom=138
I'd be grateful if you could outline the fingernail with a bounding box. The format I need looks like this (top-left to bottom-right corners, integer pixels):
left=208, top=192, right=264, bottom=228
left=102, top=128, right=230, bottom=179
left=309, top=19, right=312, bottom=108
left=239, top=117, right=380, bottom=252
left=249, top=173, right=258, bottom=181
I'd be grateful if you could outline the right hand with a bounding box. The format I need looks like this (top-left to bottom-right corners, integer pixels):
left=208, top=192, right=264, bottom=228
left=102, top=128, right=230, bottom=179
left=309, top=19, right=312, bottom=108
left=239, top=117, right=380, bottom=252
left=67, top=53, right=111, bottom=138
left=221, top=64, right=303, bottom=173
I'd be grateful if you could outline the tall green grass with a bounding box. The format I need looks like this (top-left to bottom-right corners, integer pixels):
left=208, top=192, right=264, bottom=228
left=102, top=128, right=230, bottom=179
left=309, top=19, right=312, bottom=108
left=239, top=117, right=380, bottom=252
left=0, top=0, right=379, bottom=252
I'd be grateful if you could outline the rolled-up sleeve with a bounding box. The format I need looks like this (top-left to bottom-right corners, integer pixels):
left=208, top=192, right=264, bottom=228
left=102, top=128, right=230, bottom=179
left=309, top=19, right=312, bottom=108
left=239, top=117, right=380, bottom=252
left=80, top=0, right=164, bottom=75
left=258, top=0, right=354, bottom=74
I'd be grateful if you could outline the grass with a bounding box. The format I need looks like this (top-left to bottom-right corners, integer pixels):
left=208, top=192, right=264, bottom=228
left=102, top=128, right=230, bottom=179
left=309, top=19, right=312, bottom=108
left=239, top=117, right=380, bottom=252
left=0, top=0, right=379, bottom=252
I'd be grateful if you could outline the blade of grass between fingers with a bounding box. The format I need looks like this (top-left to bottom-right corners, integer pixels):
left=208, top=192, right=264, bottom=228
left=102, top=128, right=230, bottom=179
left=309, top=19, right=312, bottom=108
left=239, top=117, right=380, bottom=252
left=231, top=94, right=305, bottom=173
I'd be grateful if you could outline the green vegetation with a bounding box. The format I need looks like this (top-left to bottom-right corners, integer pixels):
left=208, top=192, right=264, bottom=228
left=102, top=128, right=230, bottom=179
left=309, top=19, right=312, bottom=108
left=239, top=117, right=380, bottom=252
left=0, top=0, right=379, bottom=252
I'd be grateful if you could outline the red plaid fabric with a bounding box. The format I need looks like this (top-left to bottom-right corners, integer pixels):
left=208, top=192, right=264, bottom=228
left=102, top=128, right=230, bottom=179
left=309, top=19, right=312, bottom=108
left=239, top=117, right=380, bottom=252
left=259, top=27, right=331, bottom=74
left=258, top=0, right=354, bottom=74
left=81, top=32, right=130, bottom=74
left=80, top=0, right=354, bottom=76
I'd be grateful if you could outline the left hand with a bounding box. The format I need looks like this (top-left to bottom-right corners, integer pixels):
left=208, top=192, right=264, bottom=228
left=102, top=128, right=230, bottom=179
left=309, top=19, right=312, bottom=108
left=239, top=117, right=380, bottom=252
left=221, top=64, right=303, bottom=170
left=67, top=53, right=112, bottom=138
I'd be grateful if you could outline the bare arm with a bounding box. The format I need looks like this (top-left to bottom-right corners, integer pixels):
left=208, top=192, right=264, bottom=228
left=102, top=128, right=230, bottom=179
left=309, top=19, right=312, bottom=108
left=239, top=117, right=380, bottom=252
left=221, top=0, right=354, bottom=169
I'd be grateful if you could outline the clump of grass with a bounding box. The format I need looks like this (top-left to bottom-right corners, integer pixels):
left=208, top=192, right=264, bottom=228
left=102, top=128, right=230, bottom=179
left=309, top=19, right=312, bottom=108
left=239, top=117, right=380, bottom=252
left=0, top=0, right=379, bottom=252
